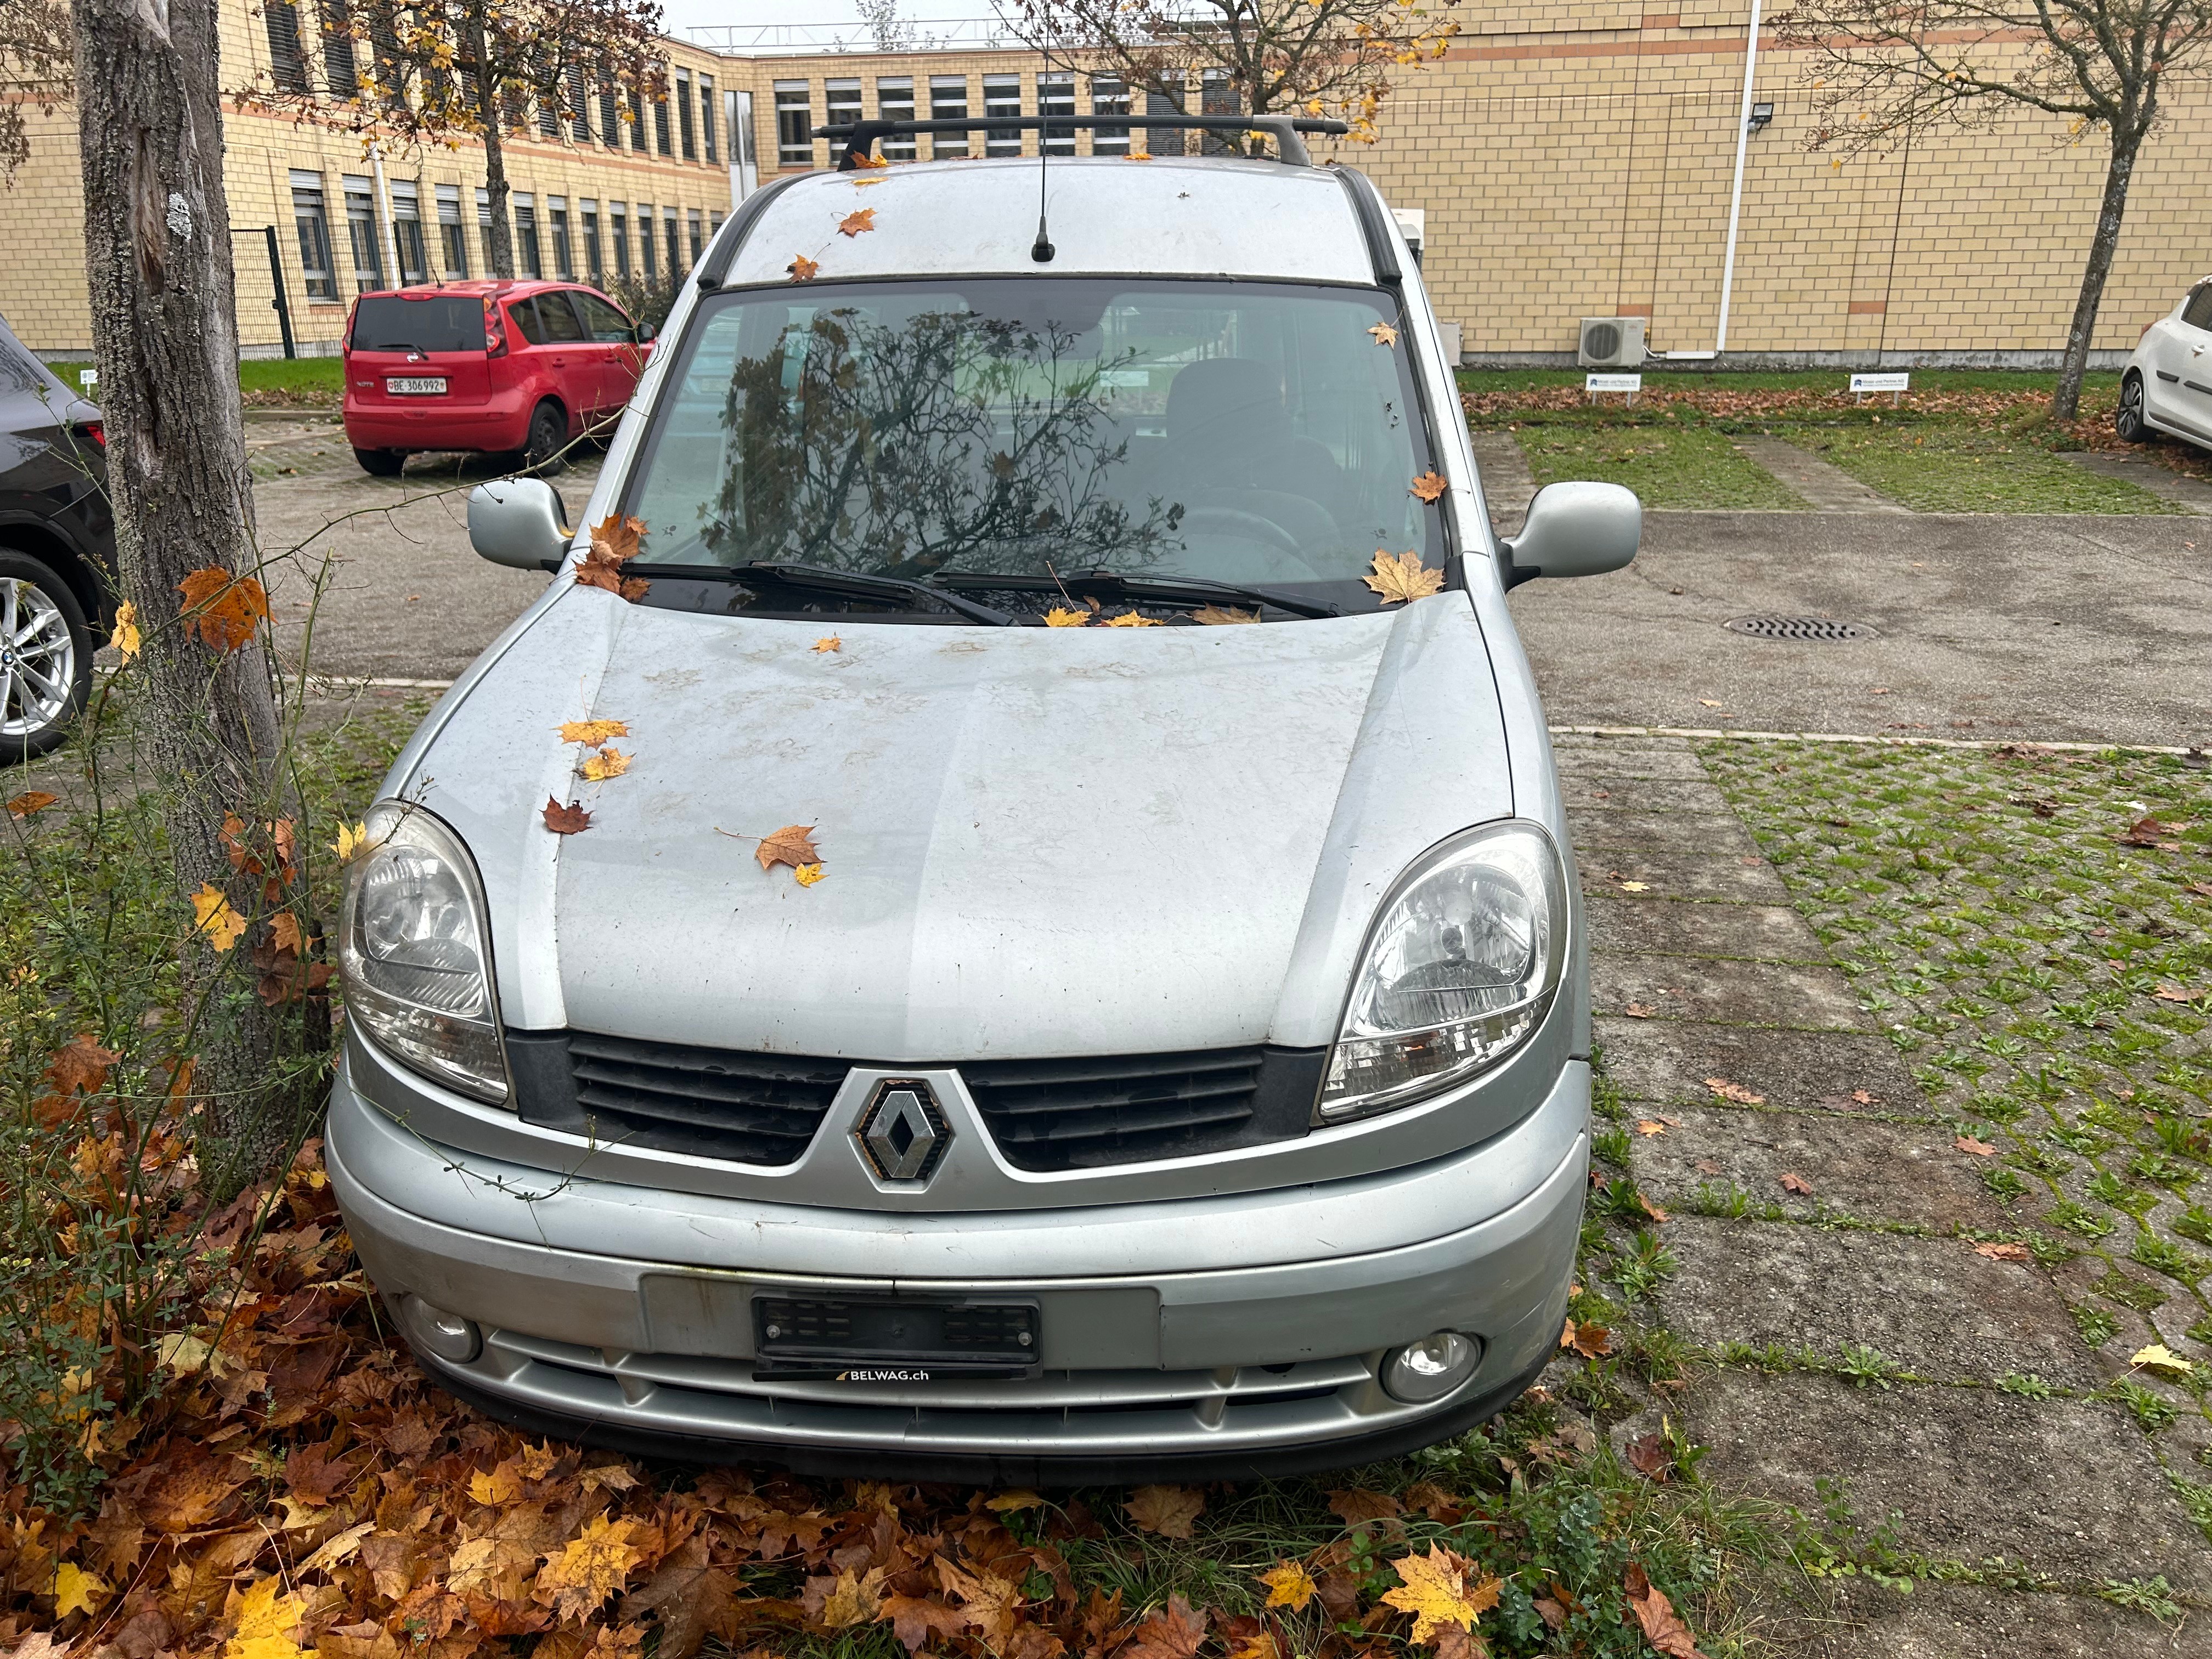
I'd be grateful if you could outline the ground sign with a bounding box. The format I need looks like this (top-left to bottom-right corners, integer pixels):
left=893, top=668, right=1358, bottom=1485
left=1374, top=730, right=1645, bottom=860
left=1850, top=370, right=1909, bottom=404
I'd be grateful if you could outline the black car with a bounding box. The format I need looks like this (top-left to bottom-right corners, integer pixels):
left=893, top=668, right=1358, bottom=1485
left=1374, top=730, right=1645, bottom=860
left=0, top=311, right=111, bottom=763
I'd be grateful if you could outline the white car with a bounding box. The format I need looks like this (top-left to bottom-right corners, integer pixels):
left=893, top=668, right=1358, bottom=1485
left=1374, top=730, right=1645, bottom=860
left=2118, top=278, right=2212, bottom=446
left=330, top=112, right=1643, bottom=1481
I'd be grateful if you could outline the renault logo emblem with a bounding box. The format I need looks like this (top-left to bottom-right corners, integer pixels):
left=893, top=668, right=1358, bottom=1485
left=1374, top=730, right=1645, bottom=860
left=856, top=1079, right=951, bottom=1183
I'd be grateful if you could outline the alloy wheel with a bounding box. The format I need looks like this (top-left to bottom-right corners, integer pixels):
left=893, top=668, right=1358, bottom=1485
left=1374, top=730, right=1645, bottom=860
left=2118, top=377, right=2146, bottom=441
left=0, top=576, right=76, bottom=741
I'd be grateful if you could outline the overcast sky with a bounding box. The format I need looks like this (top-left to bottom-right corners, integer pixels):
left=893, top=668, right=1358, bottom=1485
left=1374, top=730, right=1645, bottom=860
left=659, top=0, right=1000, bottom=44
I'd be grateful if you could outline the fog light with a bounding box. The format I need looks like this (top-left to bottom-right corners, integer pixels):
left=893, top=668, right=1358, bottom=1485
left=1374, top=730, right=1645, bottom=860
left=1383, top=1331, right=1480, bottom=1403
left=402, top=1295, right=482, bottom=1364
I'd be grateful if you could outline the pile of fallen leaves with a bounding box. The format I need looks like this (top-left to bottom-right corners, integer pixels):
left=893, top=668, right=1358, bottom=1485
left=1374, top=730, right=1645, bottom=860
left=0, top=1131, right=1717, bottom=1659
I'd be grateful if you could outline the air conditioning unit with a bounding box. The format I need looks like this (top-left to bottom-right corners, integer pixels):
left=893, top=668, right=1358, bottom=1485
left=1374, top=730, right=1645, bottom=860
left=1578, top=317, right=1646, bottom=368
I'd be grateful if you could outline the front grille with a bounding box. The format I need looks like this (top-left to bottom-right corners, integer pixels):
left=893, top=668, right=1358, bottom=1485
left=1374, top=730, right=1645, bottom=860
left=507, top=1030, right=845, bottom=1166
left=962, top=1047, right=1325, bottom=1172
left=503, top=1031, right=1324, bottom=1172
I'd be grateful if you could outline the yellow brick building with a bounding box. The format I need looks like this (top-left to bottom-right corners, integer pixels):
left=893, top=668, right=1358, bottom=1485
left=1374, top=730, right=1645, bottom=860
left=6, top=0, right=2207, bottom=365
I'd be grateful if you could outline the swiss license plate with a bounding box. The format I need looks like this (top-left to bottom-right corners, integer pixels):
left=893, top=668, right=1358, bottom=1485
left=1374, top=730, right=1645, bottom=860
left=753, top=1295, right=1038, bottom=1380
left=385, top=375, right=447, bottom=395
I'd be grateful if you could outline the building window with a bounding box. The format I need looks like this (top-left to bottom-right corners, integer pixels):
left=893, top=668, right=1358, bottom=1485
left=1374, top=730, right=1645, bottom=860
left=320, top=0, right=356, bottom=96
left=1091, top=76, right=1130, bottom=154
left=566, top=63, right=589, bottom=141
left=929, top=76, right=968, bottom=159
left=877, top=77, right=915, bottom=159
left=265, top=0, right=308, bottom=92
left=638, top=204, right=656, bottom=283
left=391, top=180, right=428, bottom=284
left=581, top=200, right=602, bottom=281
left=610, top=201, right=630, bottom=277
left=983, top=74, right=1022, bottom=157
left=475, top=186, right=495, bottom=271
left=342, top=175, right=383, bottom=292
left=825, top=78, right=861, bottom=144
left=1200, top=68, right=1239, bottom=154
left=687, top=208, right=703, bottom=266
left=654, top=91, right=672, bottom=155
left=290, top=172, right=336, bottom=301
left=1039, top=72, right=1074, bottom=156
left=599, top=77, right=621, bottom=148
left=631, top=86, right=651, bottom=152
left=676, top=67, right=696, bottom=159
left=550, top=196, right=573, bottom=278
left=536, top=49, right=560, bottom=136
left=664, top=208, right=679, bottom=280
left=514, top=193, right=541, bottom=278
left=436, top=183, right=467, bottom=276
left=1146, top=85, right=1188, bottom=156
left=774, top=81, right=811, bottom=167
left=700, top=74, right=717, bottom=162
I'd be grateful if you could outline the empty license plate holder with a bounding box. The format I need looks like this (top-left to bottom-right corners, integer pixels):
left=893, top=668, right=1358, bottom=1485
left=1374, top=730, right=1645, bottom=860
left=752, top=1295, right=1039, bottom=1380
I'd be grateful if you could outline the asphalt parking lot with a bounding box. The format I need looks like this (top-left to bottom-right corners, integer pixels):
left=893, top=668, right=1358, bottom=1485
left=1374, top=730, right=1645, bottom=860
left=254, top=415, right=2210, bottom=751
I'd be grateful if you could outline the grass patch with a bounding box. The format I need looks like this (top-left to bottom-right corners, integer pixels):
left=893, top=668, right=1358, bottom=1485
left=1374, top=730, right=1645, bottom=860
left=1701, top=738, right=2212, bottom=1443
left=1781, top=422, right=2181, bottom=514
left=1515, top=423, right=1807, bottom=510
left=1460, top=367, right=2121, bottom=400
left=47, top=356, right=343, bottom=408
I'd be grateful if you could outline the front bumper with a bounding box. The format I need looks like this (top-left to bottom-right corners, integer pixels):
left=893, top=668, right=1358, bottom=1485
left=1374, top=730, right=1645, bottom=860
left=328, top=1057, right=1588, bottom=1483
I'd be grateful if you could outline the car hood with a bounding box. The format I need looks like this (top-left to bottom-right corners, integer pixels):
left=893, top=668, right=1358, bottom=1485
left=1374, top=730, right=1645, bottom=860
left=410, top=586, right=1515, bottom=1059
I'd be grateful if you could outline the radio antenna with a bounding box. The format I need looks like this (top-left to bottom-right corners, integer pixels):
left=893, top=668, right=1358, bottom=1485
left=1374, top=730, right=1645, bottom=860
left=1031, top=21, right=1056, bottom=261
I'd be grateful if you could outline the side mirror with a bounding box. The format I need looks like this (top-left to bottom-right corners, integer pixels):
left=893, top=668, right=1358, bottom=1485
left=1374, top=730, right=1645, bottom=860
left=468, top=477, right=569, bottom=571
left=1502, top=481, right=1640, bottom=586
left=634, top=319, right=657, bottom=345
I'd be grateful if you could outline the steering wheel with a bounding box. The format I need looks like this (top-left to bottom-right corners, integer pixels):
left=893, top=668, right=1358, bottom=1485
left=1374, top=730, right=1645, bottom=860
left=1182, top=505, right=1303, bottom=558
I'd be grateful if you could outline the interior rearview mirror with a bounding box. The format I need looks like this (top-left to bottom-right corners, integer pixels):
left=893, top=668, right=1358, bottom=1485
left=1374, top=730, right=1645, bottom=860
left=1502, top=481, right=1640, bottom=586
left=468, top=478, right=570, bottom=572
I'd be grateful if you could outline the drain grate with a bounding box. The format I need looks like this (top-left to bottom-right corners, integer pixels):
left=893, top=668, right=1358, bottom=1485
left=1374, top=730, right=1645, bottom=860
left=1723, top=615, right=1879, bottom=642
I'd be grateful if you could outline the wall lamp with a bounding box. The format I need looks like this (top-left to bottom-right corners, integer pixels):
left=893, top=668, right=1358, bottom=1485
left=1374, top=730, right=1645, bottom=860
left=1748, top=101, right=1776, bottom=131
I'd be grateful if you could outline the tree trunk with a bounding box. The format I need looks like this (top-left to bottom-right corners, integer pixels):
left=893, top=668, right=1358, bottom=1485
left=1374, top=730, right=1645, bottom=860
left=470, top=4, right=515, bottom=278
left=2053, top=122, right=2144, bottom=422
left=71, top=0, right=292, bottom=1189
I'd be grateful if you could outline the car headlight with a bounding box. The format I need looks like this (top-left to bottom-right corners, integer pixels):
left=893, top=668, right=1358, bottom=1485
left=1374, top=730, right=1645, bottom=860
left=1319, top=821, right=1566, bottom=1123
left=336, top=800, right=510, bottom=1103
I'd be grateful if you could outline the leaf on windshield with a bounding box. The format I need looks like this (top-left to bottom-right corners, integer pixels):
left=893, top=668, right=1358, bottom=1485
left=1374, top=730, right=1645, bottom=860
left=1102, top=611, right=1163, bottom=627
left=1191, top=605, right=1260, bottom=625
left=1409, top=470, right=1449, bottom=503
left=544, top=798, right=594, bottom=835
left=1368, top=323, right=1399, bottom=347
left=788, top=254, right=820, bottom=283
left=1043, top=607, right=1091, bottom=627
left=575, top=515, right=651, bottom=602
left=1364, top=550, right=1443, bottom=605
left=838, top=209, right=876, bottom=238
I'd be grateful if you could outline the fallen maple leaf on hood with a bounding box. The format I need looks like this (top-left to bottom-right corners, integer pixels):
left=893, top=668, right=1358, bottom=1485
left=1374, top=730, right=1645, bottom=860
left=574, top=516, right=650, bottom=602
left=558, top=718, right=630, bottom=746
left=543, top=798, right=594, bottom=834
left=1364, top=550, right=1442, bottom=605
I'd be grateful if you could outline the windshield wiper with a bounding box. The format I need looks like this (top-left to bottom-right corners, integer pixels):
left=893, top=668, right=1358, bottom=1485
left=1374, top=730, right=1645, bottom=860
left=720, top=561, right=1019, bottom=625
left=934, top=569, right=1342, bottom=620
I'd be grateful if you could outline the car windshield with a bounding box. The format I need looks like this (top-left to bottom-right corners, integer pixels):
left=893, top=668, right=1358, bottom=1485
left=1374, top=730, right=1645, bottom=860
left=353, top=295, right=486, bottom=353
left=623, top=278, right=1442, bottom=596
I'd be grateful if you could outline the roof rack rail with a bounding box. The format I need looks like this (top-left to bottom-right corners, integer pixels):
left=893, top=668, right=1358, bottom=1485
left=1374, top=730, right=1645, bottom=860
left=814, top=114, right=1350, bottom=171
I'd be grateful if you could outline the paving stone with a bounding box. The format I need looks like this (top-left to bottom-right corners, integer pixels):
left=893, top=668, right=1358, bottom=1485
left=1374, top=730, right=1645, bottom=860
left=1651, top=1215, right=2092, bottom=1384
left=1576, top=847, right=1796, bottom=903
left=1586, top=893, right=1831, bottom=962
left=1550, top=743, right=1709, bottom=780
left=1810, top=1579, right=2206, bottom=1659
left=1681, top=1369, right=2212, bottom=1594
left=1561, top=774, right=1736, bottom=814
left=1733, top=436, right=1911, bottom=514
left=1592, top=955, right=1871, bottom=1031
left=1570, top=806, right=1765, bottom=859
left=1630, top=1105, right=2004, bottom=1232
left=2063, top=449, right=2212, bottom=515
left=1596, top=1015, right=1932, bottom=1115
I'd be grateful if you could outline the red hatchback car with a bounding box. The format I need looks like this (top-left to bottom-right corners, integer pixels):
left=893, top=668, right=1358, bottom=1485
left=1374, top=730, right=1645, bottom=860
left=341, top=280, right=654, bottom=477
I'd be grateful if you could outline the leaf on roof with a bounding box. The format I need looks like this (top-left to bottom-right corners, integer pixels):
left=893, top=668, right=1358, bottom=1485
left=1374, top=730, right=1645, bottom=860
left=788, top=253, right=820, bottom=282
left=838, top=209, right=876, bottom=237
